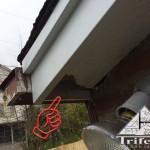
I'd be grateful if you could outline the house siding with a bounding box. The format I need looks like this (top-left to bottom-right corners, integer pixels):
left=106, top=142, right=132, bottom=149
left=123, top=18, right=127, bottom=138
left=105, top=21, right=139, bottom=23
left=0, top=65, right=25, bottom=149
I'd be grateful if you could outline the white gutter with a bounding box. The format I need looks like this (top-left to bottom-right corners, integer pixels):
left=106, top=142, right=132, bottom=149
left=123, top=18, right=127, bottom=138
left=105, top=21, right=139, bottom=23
left=22, top=0, right=81, bottom=74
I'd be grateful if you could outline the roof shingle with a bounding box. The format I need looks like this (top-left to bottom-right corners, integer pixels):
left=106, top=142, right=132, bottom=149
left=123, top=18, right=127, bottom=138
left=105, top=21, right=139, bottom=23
left=17, top=0, right=59, bottom=64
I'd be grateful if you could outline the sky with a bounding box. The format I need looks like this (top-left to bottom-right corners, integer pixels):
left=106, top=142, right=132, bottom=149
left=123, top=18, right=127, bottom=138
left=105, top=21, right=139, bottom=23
left=0, top=0, right=46, bottom=68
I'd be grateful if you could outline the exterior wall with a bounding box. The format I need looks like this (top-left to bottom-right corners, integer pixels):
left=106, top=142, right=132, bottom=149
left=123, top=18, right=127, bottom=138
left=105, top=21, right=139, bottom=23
left=93, top=35, right=150, bottom=121
left=0, top=65, right=11, bottom=122
left=0, top=103, right=25, bottom=124
left=0, top=65, right=25, bottom=124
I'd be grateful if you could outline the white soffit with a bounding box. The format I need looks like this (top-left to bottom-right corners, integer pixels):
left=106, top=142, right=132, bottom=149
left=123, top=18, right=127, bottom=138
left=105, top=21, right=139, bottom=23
left=66, top=0, right=150, bottom=87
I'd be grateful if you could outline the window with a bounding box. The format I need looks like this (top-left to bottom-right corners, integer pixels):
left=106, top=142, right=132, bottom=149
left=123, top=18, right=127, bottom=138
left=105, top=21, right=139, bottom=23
left=10, top=106, right=15, bottom=115
left=0, top=125, right=11, bottom=144
left=5, top=106, right=15, bottom=117
left=0, top=103, right=4, bottom=117
left=13, top=123, right=25, bottom=142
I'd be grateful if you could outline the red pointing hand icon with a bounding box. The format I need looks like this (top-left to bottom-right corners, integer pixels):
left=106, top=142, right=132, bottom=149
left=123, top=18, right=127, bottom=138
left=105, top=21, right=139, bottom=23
left=32, top=96, right=62, bottom=140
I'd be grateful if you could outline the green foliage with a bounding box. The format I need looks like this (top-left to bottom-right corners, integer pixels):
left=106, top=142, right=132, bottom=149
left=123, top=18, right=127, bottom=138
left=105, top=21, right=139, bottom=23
left=25, top=103, right=89, bottom=150
left=25, top=105, right=46, bottom=150
left=59, top=103, right=89, bottom=139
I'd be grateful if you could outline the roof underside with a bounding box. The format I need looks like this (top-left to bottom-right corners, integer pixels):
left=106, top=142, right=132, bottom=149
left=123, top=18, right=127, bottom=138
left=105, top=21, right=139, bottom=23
left=17, top=0, right=150, bottom=104
left=60, top=0, right=150, bottom=88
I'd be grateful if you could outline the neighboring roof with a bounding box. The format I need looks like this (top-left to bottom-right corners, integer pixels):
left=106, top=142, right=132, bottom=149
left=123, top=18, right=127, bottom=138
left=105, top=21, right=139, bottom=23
left=0, top=68, right=15, bottom=90
left=17, top=0, right=59, bottom=64
left=0, top=64, right=11, bottom=72
left=0, top=64, right=11, bottom=84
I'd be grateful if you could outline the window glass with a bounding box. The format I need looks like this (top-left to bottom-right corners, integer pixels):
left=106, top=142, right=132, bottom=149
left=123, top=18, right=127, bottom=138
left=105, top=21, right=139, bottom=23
left=0, top=125, right=11, bottom=144
left=5, top=106, right=15, bottom=117
left=10, top=106, right=15, bottom=115
left=0, top=103, right=4, bottom=117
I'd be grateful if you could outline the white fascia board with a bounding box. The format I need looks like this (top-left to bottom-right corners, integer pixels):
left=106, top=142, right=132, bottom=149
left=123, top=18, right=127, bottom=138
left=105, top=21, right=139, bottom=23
left=30, top=0, right=116, bottom=104
left=22, top=0, right=81, bottom=74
